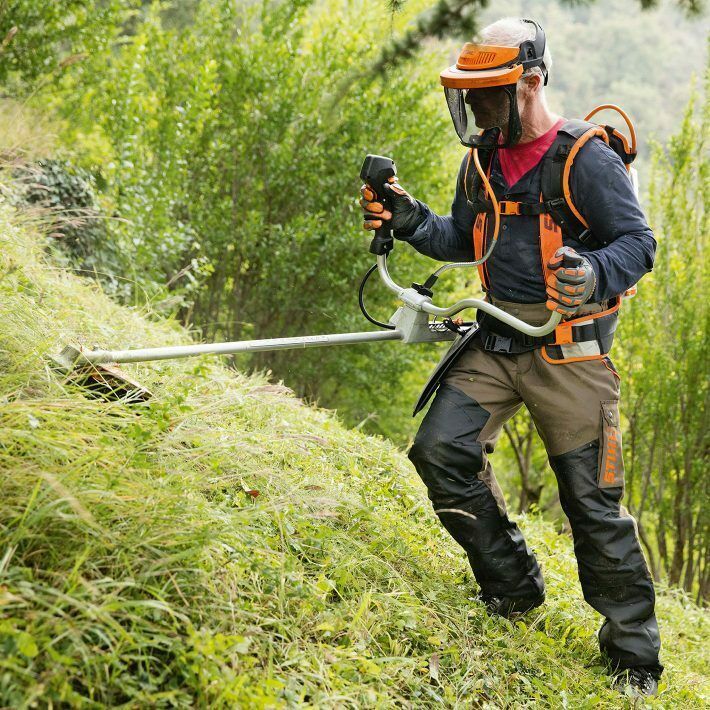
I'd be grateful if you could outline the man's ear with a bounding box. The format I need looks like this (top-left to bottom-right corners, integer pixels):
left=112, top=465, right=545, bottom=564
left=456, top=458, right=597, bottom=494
left=525, top=73, right=543, bottom=95
left=517, top=75, right=538, bottom=100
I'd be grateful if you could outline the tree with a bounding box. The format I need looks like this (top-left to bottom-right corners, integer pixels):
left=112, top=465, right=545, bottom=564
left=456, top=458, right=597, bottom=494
left=618, top=74, right=709, bottom=601
left=365, top=0, right=705, bottom=78
left=0, top=1, right=132, bottom=88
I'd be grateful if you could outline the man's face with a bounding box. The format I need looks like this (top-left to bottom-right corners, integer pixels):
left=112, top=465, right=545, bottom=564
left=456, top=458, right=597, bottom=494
left=464, top=86, right=511, bottom=134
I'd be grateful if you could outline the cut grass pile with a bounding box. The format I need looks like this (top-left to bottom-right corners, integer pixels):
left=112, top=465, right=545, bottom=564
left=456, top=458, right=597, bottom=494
left=0, top=198, right=708, bottom=708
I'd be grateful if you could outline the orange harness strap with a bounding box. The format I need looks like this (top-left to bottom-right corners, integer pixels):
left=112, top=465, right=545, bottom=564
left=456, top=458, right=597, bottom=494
left=562, top=126, right=609, bottom=229
left=470, top=148, right=493, bottom=290
left=473, top=214, right=489, bottom=289
left=463, top=123, right=631, bottom=364
left=538, top=206, right=574, bottom=345
left=539, top=202, right=564, bottom=283
left=541, top=297, right=623, bottom=364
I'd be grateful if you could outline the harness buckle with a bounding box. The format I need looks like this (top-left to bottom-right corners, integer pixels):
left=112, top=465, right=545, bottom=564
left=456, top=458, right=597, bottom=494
left=499, top=201, right=521, bottom=216
left=554, top=324, right=574, bottom=345
left=484, top=333, right=513, bottom=353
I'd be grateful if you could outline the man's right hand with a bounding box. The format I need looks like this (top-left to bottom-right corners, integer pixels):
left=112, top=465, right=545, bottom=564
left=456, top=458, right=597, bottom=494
left=359, top=177, right=424, bottom=237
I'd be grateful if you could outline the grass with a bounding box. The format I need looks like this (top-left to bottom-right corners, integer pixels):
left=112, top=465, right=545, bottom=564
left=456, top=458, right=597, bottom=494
left=0, top=196, right=708, bottom=708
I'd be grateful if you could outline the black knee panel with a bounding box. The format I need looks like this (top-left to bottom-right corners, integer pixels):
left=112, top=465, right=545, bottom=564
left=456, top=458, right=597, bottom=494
left=408, top=385, right=489, bottom=506
left=408, top=386, right=544, bottom=600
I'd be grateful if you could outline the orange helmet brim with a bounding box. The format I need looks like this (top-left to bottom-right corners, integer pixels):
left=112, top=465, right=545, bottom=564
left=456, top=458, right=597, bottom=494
left=440, top=63, right=523, bottom=89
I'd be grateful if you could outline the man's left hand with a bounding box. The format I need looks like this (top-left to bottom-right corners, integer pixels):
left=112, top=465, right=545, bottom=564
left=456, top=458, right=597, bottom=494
left=546, top=246, right=596, bottom=316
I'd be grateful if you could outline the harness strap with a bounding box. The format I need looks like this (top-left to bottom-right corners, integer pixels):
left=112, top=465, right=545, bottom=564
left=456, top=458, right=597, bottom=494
left=561, top=126, right=610, bottom=229
left=473, top=213, right=488, bottom=289
left=461, top=118, right=635, bottom=364
left=466, top=118, right=634, bottom=246
left=539, top=198, right=563, bottom=286
left=470, top=148, right=494, bottom=290
left=541, top=298, right=622, bottom=363
left=469, top=198, right=567, bottom=216
left=481, top=305, right=618, bottom=350
left=481, top=298, right=621, bottom=359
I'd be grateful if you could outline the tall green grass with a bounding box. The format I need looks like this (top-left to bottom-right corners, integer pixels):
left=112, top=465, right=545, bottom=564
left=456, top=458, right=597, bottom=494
left=0, top=198, right=707, bottom=707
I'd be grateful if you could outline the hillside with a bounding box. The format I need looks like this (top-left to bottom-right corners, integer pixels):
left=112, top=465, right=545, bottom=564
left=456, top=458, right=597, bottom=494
left=0, top=198, right=708, bottom=708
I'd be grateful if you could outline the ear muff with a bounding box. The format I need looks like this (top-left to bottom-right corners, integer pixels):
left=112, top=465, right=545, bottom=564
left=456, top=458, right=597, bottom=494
left=519, top=19, right=548, bottom=85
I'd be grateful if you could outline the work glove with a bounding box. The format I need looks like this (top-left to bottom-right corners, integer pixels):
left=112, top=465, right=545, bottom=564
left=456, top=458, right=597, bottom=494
left=359, top=177, right=424, bottom=238
left=545, top=246, right=597, bottom=316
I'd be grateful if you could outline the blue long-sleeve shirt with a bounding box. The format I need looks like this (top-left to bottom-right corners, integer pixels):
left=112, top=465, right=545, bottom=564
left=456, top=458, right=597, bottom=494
left=400, top=133, right=656, bottom=303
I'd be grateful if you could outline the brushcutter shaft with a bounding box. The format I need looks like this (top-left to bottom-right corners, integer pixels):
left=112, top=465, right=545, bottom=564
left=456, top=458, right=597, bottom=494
left=58, top=330, right=403, bottom=368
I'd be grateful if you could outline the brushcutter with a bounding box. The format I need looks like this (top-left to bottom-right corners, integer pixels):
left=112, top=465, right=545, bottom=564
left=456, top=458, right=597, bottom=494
left=51, top=154, right=562, bottom=403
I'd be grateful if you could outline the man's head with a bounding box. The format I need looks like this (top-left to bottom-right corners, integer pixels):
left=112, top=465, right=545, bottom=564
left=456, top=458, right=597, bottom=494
left=476, top=18, right=553, bottom=134
left=440, top=18, right=552, bottom=147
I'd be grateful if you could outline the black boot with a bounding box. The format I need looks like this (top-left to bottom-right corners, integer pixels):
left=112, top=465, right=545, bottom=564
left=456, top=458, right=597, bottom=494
left=477, top=592, right=545, bottom=619
left=611, top=667, right=659, bottom=697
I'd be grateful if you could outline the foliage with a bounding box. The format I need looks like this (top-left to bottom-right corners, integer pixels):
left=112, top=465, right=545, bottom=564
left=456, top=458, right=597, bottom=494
left=617, top=76, right=709, bottom=601
left=11, top=159, right=117, bottom=271
left=52, top=0, right=463, bottom=431
left=367, top=0, right=483, bottom=75
left=0, top=100, right=57, bottom=164
left=1, top=193, right=708, bottom=707
left=4, top=0, right=708, bottom=609
left=0, top=1, right=133, bottom=89
left=33, top=0, right=703, bottom=447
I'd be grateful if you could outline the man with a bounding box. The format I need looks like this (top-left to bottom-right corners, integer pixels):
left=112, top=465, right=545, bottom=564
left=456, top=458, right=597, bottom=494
left=359, top=17, right=662, bottom=697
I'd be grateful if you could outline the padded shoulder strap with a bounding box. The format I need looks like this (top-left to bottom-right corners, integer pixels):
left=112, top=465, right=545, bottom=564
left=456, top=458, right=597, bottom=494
left=556, top=118, right=597, bottom=140
left=541, top=119, right=604, bottom=245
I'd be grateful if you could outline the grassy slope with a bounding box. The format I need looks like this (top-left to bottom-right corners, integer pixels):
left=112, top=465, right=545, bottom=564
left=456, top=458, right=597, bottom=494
left=0, top=199, right=707, bottom=709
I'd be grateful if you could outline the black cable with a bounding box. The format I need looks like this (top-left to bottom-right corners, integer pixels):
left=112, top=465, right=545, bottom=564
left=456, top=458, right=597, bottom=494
left=358, top=260, right=396, bottom=330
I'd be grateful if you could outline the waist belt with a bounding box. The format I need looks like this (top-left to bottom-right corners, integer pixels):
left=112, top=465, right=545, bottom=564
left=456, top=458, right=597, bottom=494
left=478, top=298, right=620, bottom=362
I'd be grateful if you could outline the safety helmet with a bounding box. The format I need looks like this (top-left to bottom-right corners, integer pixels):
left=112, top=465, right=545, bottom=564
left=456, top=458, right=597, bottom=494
left=440, top=19, right=548, bottom=149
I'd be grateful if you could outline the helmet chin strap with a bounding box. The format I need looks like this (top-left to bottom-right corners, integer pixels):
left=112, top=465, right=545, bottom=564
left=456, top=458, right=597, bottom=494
left=469, top=127, right=501, bottom=150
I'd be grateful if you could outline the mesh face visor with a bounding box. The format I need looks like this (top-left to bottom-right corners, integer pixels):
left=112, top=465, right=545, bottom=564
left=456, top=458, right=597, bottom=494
left=444, top=86, right=476, bottom=147
left=444, top=85, right=517, bottom=148
left=440, top=44, right=524, bottom=148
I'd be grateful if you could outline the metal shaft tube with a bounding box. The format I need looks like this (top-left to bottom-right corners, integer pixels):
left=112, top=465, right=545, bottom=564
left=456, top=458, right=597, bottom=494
left=72, top=330, right=403, bottom=366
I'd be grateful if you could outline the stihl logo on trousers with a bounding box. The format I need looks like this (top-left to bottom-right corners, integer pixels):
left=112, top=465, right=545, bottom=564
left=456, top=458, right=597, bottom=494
left=604, top=427, right=619, bottom=484
left=599, top=401, right=624, bottom=489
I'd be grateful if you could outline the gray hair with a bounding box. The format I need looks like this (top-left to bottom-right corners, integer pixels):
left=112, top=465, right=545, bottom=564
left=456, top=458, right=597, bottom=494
left=479, top=17, right=552, bottom=83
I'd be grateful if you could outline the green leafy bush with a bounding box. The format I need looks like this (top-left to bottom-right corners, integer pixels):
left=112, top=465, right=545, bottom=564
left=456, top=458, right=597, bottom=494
left=12, top=159, right=113, bottom=267
left=616, top=78, right=709, bottom=600
left=0, top=1, right=132, bottom=88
